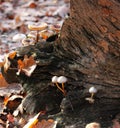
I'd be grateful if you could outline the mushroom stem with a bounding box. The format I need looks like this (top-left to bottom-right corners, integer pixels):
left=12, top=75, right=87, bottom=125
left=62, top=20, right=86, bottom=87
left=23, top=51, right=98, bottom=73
left=62, top=83, right=65, bottom=91
left=91, top=93, right=94, bottom=99
left=36, top=30, right=39, bottom=42
left=55, top=83, right=65, bottom=95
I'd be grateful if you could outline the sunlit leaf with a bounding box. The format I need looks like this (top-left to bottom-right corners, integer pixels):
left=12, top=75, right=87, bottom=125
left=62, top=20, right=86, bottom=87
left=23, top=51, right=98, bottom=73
left=3, top=96, right=9, bottom=106
left=23, top=112, right=40, bottom=128
left=8, top=51, right=17, bottom=59
left=3, top=54, right=11, bottom=72
left=17, top=55, right=37, bottom=77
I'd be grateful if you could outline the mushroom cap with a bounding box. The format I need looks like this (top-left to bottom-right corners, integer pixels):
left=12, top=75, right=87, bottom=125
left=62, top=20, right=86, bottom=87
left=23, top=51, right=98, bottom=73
left=52, top=76, right=58, bottom=83
left=85, top=122, right=100, bottom=128
left=28, top=23, right=48, bottom=31
left=12, top=34, right=26, bottom=42
left=89, top=86, right=97, bottom=94
left=57, top=76, right=67, bottom=83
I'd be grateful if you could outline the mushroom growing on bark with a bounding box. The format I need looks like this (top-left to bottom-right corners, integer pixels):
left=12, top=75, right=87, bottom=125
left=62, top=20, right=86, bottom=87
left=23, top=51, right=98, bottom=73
left=57, top=76, right=67, bottom=95
left=85, top=86, right=97, bottom=103
left=52, top=76, right=66, bottom=95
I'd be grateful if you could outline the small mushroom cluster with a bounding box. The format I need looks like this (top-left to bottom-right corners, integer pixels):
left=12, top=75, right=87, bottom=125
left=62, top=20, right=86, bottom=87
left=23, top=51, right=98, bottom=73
left=12, top=22, right=61, bottom=46
left=85, top=86, right=97, bottom=103
left=52, top=76, right=67, bottom=95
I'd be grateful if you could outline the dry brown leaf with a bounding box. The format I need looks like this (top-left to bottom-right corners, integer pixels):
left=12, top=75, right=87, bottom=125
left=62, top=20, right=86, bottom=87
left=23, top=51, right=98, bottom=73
left=0, top=73, right=8, bottom=87
left=0, top=62, right=4, bottom=68
left=4, top=95, right=23, bottom=112
left=23, top=112, right=40, bottom=128
left=33, top=119, right=57, bottom=128
left=0, top=51, right=16, bottom=72
left=17, top=55, right=36, bottom=76
left=3, top=54, right=11, bottom=72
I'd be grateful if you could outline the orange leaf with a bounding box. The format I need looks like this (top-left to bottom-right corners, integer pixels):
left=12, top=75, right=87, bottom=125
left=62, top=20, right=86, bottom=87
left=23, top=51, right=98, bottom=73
left=23, top=112, right=40, bottom=128
left=17, top=55, right=36, bottom=76
left=17, top=60, right=25, bottom=70
left=0, top=73, right=8, bottom=87
left=0, top=62, right=4, bottom=68
left=33, top=119, right=57, bottom=128
left=4, top=96, right=9, bottom=106
left=8, top=51, right=17, bottom=59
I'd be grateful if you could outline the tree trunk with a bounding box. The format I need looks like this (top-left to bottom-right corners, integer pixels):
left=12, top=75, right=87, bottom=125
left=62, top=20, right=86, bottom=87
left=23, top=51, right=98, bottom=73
left=2, top=0, right=120, bottom=127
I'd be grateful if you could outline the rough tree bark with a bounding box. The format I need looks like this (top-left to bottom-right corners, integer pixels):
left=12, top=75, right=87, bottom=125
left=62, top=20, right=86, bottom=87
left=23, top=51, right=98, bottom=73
left=2, top=0, right=120, bottom=127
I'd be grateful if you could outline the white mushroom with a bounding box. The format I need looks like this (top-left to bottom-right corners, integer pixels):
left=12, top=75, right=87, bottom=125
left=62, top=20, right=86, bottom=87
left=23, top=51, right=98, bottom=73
left=12, top=34, right=26, bottom=42
left=52, top=76, right=63, bottom=93
left=52, top=76, right=58, bottom=83
left=57, top=76, right=67, bottom=95
left=85, top=122, right=100, bottom=128
left=57, top=76, right=67, bottom=84
left=51, top=76, right=67, bottom=95
left=85, top=86, right=98, bottom=103
left=89, top=86, right=97, bottom=99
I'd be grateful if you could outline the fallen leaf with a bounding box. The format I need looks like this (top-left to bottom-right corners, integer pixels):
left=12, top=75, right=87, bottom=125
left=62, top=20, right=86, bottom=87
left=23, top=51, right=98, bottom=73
left=3, top=96, right=9, bottom=106
left=23, top=112, right=40, bottom=128
left=8, top=51, right=17, bottom=59
left=0, top=51, right=16, bottom=72
left=4, top=95, right=23, bottom=112
left=0, top=73, right=8, bottom=87
left=33, top=119, right=57, bottom=128
left=17, top=55, right=37, bottom=76
left=4, top=55, right=11, bottom=72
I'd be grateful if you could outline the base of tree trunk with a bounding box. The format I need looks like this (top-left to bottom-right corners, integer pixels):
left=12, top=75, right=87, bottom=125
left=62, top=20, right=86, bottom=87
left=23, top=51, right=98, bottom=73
left=2, top=0, right=120, bottom=127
